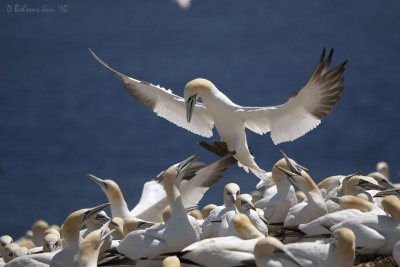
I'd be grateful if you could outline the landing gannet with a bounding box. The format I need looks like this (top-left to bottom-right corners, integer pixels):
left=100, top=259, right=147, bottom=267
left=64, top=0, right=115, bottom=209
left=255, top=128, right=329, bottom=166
left=201, top=183, right=240, bottom=239
left=90, top=48, right=347, bottom=180
left=116, top=155, right=202, bottom=260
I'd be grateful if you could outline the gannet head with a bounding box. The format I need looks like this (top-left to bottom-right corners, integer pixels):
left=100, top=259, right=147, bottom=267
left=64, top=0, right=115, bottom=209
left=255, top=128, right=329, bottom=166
left=160, top=154, right=198, bottom=189
left=2, top=243, right=20, bottom=262
left=381, top=195, right=400, bottom=220
left=43, top=233, right=63, bottom=252
left=332, top=228, right=355, bottom=264
left=223, top=183, right=240, bottom=206
left=254, top=237, right=303, bottom=267
left=201, top=203, right=217, bottom=219
left=0, top=235, right=13, bottom=253
left=329, top=195, right=374, bottom=212
left=236, top=194, right=256, bottom=212
left=345, top=175, right=385, bottom=193
left=376, top=161, right=389, bottom=179
left=162, top=256, right=181, bottom=267
left=184, top=78, right=216, bottom=122
left=233, top=213, right=264, bottom=240
left=88, top=174, right=124, bottom=204
left=62, top=203, right=110, bottom=246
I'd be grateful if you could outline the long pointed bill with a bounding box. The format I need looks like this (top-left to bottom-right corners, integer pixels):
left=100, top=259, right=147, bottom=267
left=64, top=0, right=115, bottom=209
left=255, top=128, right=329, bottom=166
left=242, top=200, right=256, bottom=211
left=279, top=150, right=309, bottom=173
left=88, top=174, right=107, bottom=190
left=275, top=248, right=304, bottom=267
left=358, top=180, right=385, bottom=191
left=374, top=189, right=400, bottom=198
left=177, top=154, right=199, bottom=173
left=186, top=94, right=197, bottom=123
left=82, top=203, right=111, bottom=223
left=329, top=197, right=341, bottom=204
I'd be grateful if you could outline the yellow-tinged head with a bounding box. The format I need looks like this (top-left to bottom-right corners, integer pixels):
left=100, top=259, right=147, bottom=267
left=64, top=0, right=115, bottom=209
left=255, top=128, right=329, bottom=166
left=333, top=227, right=355, bottom=264
left=184, top=78, right=216, bottom=122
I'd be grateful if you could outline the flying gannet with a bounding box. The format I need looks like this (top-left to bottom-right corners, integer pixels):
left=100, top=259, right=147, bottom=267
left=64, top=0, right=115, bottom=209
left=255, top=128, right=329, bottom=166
left=90, top=48, right=347, bottom=181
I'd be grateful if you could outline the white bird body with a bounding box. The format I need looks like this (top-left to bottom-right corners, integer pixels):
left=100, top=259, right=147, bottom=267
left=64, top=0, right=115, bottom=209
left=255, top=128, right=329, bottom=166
left=117, top=156, right=202, bottom=260
left=201, top=183, right=240, bottom=239
left=236, top=194, right=268, bottom=236
left=91, top=48, right=347, bottom=181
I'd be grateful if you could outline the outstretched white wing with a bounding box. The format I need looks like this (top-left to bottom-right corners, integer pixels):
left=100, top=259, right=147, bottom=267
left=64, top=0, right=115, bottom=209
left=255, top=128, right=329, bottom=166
left=90, top=49, right=215, bottom=138
left=236, top=48, right=347, bottom=144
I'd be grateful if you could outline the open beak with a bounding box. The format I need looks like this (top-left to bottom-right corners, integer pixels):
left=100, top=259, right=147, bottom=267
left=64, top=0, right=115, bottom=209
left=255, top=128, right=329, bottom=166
left=82, top=203, right=111, bottom=223
left=279, top=150, right=309, bottom=173
left=177, top=154, right=198, bottom=173
left=186, top=94, right=197, bottom=123
left=274, top=164, right=300, bottom=184
left=275, top=248, right=304, bottom=267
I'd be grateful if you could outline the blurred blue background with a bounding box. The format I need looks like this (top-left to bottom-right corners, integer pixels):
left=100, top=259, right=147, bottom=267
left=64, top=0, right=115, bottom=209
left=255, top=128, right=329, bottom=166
left=1, top=0, right=399, bottom=237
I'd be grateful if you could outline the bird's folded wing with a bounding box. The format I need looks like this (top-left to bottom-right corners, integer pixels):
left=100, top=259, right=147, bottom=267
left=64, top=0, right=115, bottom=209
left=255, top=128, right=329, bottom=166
left=90, top=49, right=214, bottom=137
left=235, top=48, right=347, bottom=145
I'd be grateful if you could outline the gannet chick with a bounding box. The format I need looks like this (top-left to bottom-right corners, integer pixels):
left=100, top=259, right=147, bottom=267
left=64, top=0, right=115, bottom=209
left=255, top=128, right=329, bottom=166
left=201, top=183, right=240, bottom=238
left=116, top=155, right=201, bottom=260
left=236, top=194, right=268, bottom=236
left=201, top=204, right=217, bottom=219
left=77, top=222, right=114, bottom=267
left=253, top=237, right=303, bottom=267
left=91, top=48, right=347, bottom=181
left=88, top=174, right=130, bottom=219
left=255, top=152, right=299, bottom=230
left=50, top=203, right=111, bottom=267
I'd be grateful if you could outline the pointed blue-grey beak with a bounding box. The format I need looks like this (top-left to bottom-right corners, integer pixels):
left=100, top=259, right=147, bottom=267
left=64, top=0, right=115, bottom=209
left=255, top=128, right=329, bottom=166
left=186, top=94, right=197, bottom=123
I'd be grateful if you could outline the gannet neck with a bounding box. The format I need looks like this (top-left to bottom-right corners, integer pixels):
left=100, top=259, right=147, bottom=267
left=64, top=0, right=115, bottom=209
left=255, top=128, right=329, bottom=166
left=78, top=229, right=104, bottom=267
left=233, top=214, right=264, bottom=239
left=382, top=195, right=400, bottom=220
left=333, top=228, right=355, bottom=264
left=272, top=158, right=292, bottom=187
left=223, top=183, right=240, bottom=207
left=62, top=209, right=86, bottom=248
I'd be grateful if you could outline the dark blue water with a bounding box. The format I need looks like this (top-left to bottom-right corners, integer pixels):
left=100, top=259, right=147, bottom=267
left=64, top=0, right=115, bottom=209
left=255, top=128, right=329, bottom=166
left=1, top=0, right=400, bottom=237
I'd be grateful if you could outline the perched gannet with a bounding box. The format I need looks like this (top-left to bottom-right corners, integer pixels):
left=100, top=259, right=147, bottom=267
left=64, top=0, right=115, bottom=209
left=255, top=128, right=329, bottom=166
left=236, top=194, right=268, bottom=236
left=376, top=161, right=389, bottom=180
left=330, top=195, right=400, bottom=255
left=50, top=203, right=111, bottom=267
left=0, top=235, right=13, bottom=257
left=42, top=234, right=62, bottom=253
left=31, top=220, right=49, bottom=247
left=77, top=222, right=114, bottom=267
left=151, top=214, right=263, bottom=267
left=255, top=228, right=355, bottom=267
left=2, top=243, right=20, bottom=263
left=116, top=155, right=202, bottom=260
left=298, top=195, right=383, bottom=236
left=201, top=183, right=240, bottom=239
left=91, top=48, right=347, bottom=180
left=368, top=171, right=394, bottom=190
left=255, top=152, right=300, bottom=229
left=342, top=175, right=385, bottom=201
left=276, top=154, right=327, bottom=227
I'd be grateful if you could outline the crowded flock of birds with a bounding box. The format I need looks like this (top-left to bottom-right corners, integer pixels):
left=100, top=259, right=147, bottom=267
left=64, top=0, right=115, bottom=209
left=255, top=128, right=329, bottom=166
left=2, top=48, right=398, bottom=267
